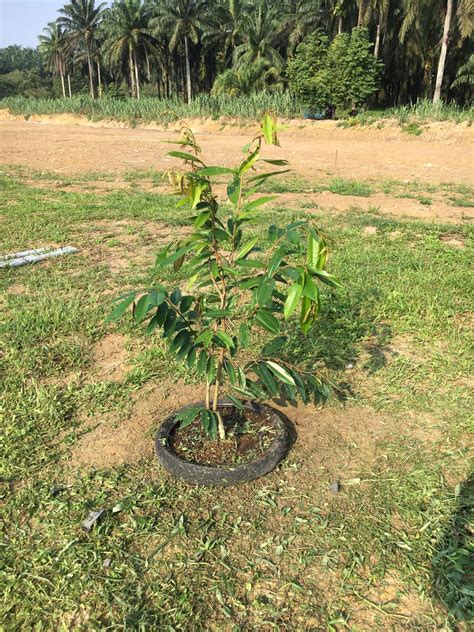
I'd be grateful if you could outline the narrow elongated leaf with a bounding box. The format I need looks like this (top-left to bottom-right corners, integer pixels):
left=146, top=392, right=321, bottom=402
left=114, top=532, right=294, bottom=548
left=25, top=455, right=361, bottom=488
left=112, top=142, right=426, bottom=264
left=235, top=237, right=258, bottom=261
left=302, top=273, right=319, bottom=301
left=257, top=279, right=275, bottom=306
left=215, top=331, right=234, bottom=348
left=244, top=196, right=277, bottom=212
left=284, top=283, right=302, bottom=319
left=262, top=336, right=286, bottom=356
left=267, top=247, right=286, bottom=277
left=197, top=166, right=235, bottom=176
left=206, top=356, right=216, bottom=383
left=255, top=364, right=278, bottom=397
left=239, top=148, right=259, bottom=176
left=225, top=360, right=237, bottom=385
left=226, top=395, right=244, bottom=410
left=204, top=309, right=232, bottom=318
left=175, top=406, right=201, bottom=429
left=134, top=294, right=153, bottom=323
left=248, top=169, right=290, bottom=183
left=266, top=361, right=296, bottom=386
left=262, top=159, right=289, bottom=166
left=168, top=150, right=203, bottom=163
left=197, top=350, right=208, bottom=374
left=255, top=308, right=280, bottom=334
left=160, top=244, right=193, bottom=267
left=239, top=323, right=249, bottom=348
left=227, top=175, right=241, bottom=205
left=194, top=210, right=210, bottom=229
left=106, top=294, right=135, bottom=323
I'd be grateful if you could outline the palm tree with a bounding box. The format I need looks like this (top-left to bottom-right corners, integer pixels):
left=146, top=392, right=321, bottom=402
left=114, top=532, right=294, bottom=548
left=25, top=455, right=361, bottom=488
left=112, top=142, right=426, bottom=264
left=360, top=0, right=391, bottom=58
left=152, top=0, right=207, bottom=104
left=203, top=0, right=247, bottom=69
left=103, top=0, right=160, bottom=99
left=433, top=0, right=473, bottom=102
left=58, top=0, right=106, bottom=98
left=233, top=2, right=285, bottom=73
left=39, top=21, right=69, bottom=97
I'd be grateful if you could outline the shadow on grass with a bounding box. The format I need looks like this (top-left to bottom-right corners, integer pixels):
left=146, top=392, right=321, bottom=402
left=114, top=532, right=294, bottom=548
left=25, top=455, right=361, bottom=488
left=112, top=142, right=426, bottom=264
left=283, top=289, right=392, bottom=399
left=432, top=474, right=474, bottom=624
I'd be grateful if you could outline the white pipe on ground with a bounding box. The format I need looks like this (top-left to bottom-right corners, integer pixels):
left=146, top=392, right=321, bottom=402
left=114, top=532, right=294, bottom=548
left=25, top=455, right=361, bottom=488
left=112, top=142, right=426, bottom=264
left=0, top=246, right=79, bottom=268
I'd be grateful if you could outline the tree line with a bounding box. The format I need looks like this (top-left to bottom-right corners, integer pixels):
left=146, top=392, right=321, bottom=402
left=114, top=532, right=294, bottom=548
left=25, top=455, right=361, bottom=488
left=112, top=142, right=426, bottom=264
left=1, top=0, right=473, bottom=107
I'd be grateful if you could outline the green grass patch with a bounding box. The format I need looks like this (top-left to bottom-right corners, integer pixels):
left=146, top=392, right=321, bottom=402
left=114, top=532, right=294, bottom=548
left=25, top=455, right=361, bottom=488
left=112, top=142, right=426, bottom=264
left=1, top=172, right=473, bottom=628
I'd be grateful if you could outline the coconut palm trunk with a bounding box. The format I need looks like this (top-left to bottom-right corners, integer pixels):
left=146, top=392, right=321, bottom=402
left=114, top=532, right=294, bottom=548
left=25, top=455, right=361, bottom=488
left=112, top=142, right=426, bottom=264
left=97, top=60, right=102, bottom=97
left=60, top=61, right=66, bottom=98
left=86, top=48, right=95, bottom=98
left=184, top=35, right=192, bottom=103
left=128, top=45, right=136, bottom=97
left=433, top=0, right=453, bottom=103
left=68, top=73, right=72, bottom=97
left=374, top=19, right=382, bottom=58
left=134, top=51, right=140, bottom=100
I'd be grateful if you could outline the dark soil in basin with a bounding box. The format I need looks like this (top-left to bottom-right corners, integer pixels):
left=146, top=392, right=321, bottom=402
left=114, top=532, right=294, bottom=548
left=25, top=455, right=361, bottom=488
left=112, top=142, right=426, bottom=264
left=170, top=406, right=279, bottom=467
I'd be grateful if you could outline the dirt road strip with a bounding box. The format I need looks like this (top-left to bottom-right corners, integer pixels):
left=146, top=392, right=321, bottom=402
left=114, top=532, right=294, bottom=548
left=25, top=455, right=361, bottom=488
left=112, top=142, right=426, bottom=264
left=1, top=118, right=472, bottom=183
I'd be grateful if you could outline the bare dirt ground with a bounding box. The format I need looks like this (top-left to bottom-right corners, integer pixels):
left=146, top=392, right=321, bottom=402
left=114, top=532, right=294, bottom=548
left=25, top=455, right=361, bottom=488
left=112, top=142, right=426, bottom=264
left=1, top=116, right=473, bottom=222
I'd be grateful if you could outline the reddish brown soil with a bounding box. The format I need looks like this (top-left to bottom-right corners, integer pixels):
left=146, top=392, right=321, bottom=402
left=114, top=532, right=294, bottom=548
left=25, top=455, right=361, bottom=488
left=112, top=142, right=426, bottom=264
left=1, top=116, right=473, bottom=222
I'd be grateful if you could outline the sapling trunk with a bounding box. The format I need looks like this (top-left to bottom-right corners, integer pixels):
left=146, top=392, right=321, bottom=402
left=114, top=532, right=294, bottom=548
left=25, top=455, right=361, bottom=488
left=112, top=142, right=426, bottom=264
left=213, top=349, right=226, bottom=440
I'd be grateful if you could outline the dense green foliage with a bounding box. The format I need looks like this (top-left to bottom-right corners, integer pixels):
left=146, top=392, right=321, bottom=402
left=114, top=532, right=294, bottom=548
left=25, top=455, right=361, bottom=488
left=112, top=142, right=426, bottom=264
left=288, top=27, right=381, bottom=110
left=109, top=116, right=337, bottom=437
left=0, top=0, right=472, bottom=106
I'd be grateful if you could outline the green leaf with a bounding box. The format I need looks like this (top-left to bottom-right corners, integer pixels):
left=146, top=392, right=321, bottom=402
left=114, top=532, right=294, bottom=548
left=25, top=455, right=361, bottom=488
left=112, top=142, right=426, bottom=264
left=163, top=309, right=177, bottom=337
left=238, top=148, right=259, bottom=176
left=206, top=356, right=216, bottom=383
left=180, top=295, right=194, bottom=313
left=248, top=169, right=290, bottom=183
left=204, top=309, right=232, bottom=318
left=175, top=406, right=201, bottom=429
left=168, top=150, right=203, bottom=163
left=262, top=113, right=278, bottom=146
left=262, top=336, right=286, bottom=356
left=226, top=395, right=244, bottom=410
left=257, top=278, right=275, bottom=306
left=215, top=331, right=234, bottom=348
left=197, top=350, right=208, bottom=374
left=155, top=302, right=168, bottom=326
left=239, top=323, right=249, bottom=348
left=197, top=166, right=235, bottom=176
left=225, top=360, right=237, bottom=385
left=194, top=210, right=210, bottom=229
left=169, top=330, right=190, bottom=353
left=310, top=268, right=343, bottom=289
left=195, top=329, right=213, bottom=347
left=302, top=273, right=319, bottom=301
left=160, top=244, right=193, bottom=268
left=262, top=159, right=289, bottom=166
left=235, top=237, right=259, bottom=261
left=170, top=289, right=182, bottom=304
left=227, top=175, right=241, bottom=205
left=235, top=259, right=262, bottom=269
left=284, top=283, right=302, bottom=319
left=266, top=361, right=296, bottom=386
left=255, top=308, right=280, bottom=334
left=255, top=364, right=278, bottom=397
left=244, top=195, right=277, bottom=212
left=134, top=294, right=153, bottom=323
left=106, top=294, right=136, bottom=323
left=267, top=247, right=287, bottom=277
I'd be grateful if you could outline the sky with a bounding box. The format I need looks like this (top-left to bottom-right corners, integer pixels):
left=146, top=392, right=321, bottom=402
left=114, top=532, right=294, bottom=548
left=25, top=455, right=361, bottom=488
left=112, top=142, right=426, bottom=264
left=0, top=0, right=64, bottom=48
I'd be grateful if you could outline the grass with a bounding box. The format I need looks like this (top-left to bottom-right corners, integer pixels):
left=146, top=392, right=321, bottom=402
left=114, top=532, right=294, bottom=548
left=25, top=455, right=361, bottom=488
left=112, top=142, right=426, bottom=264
left=1, top=168, right=473, bottom=629
left=2, top=95, right=473, bottom=129
left=340, top=100, right=474, bottom=128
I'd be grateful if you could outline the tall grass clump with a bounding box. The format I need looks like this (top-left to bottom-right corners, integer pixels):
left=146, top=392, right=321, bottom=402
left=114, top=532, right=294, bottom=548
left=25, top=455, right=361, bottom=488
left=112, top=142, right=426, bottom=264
left=0, top=93, right=301, bottom=124
left=344, top=99, right=474, bottom=127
